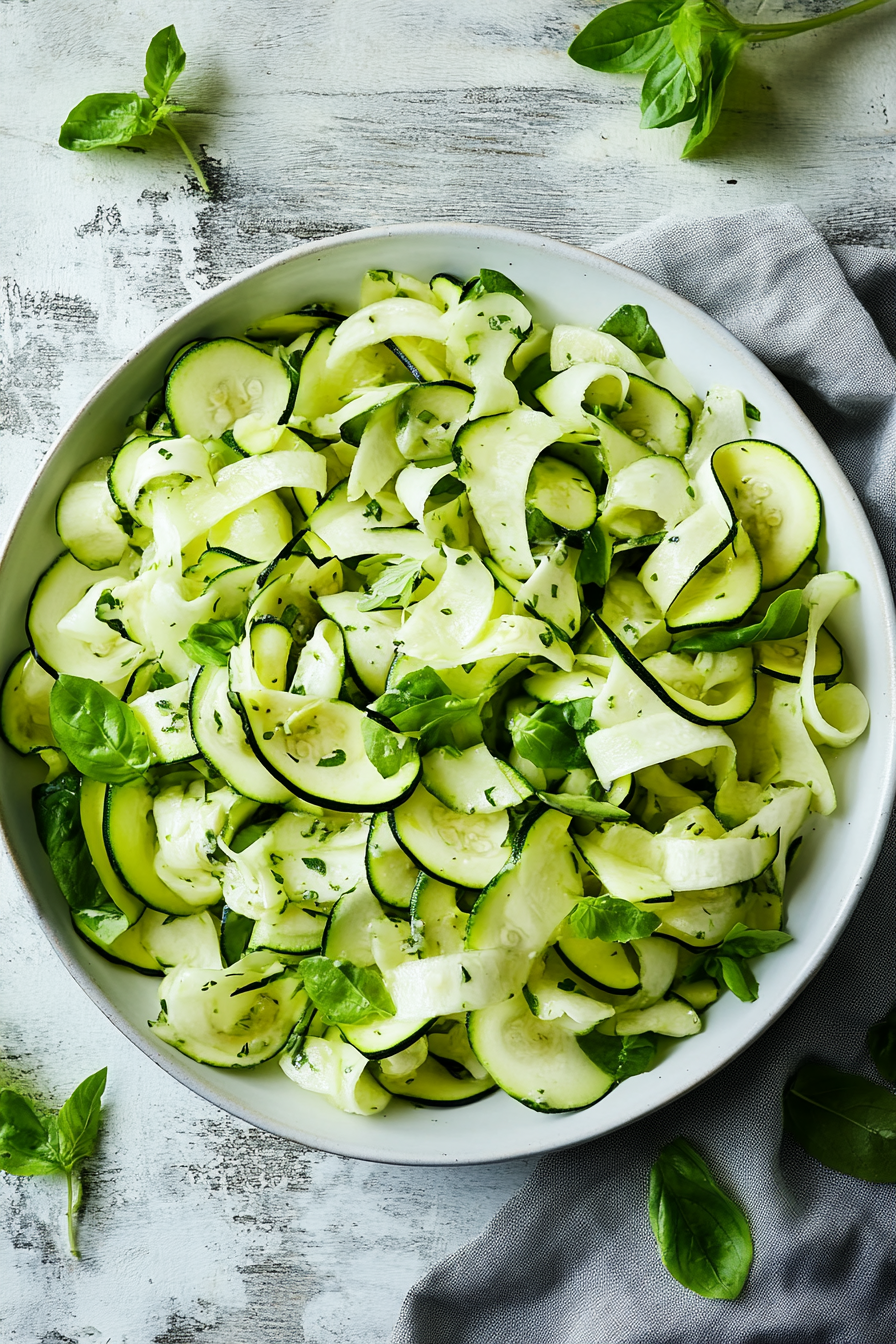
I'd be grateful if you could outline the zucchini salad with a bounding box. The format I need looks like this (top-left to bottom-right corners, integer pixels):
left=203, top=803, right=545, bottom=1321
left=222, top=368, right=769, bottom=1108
left=2, top=265, right=870, bottom=1116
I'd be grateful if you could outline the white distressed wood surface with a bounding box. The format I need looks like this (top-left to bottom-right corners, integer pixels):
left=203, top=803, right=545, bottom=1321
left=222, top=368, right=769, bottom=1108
left=0, top=1, right=893, bottom=1339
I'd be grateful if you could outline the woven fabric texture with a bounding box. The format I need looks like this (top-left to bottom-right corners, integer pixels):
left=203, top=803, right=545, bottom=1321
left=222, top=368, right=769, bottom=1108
left=392, top=205, right=896, bottom=1344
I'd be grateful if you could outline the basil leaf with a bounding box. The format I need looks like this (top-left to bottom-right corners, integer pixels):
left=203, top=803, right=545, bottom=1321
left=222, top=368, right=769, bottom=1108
left=179, top=615, right=245, bottom=667
left=464, top=268, right=524, bottom=300
left=649, top=1137, right=753, bottom=1298
left=33, top=774, right=130, bottom=946
left=639, top=44, right=698, bottom=129
left=511, top=702, right=588, bottom=773
left=55, top=1069, right=107, bottom=1171
left=317, top=749, right=347, bottom=768
left=569, top=0, right=683, bottom=75
left=515, top=352, right=554, bottom=411
left=361, top=716, right=419, bottom=779
left=576, top=520, right=611, bottom=587
left=867, top=1005, right=896, bottom=1085
left=783, top=1062, right=896, bottom=1184
left=705, top=953, right=758, bottom=1003
left=671, top=589, right=807, bottom=653
left=58, top=92, right=158, bottom=151
left=0, top=1090, right=62, bottom=1177
left=220, top=906, right=254, bottom=966
left=718, top=923, right=793, bottom=959
left=599, top=304, right=665, bottom=359
left=357, top=558, right=423, bottom=611
left=537, top=792, right=629, bottom=822
left=301, top=956, right=396, bottom=1025
left=680, top=32, right=743, bottom=157
left=371, top=669, right=479, bottom=750
left=144, top=24, right=186, bottom=104
left=49, top=676, right=151, bottom=783
left=566, top=894, right=661, bottom=942
left=578, top=1030, right=657, bottom=1081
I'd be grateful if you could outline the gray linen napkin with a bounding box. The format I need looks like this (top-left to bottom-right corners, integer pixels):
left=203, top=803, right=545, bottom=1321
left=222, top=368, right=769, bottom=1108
left=393, top=205, right=896, bottom=1344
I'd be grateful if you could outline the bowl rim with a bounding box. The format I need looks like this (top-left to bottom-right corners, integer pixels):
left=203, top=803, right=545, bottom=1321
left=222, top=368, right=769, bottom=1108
left=2, top=220, right=894, bottom=1166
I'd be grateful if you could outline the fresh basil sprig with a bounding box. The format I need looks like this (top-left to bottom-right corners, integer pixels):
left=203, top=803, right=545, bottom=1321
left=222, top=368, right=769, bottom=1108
left=59, top=25, right=210, bottom=193
left=49, top=676, right=151, bottom=784
left=578, top=1029, right=658, bottom=1081
left=682, top=922, right=793, bottom=1003
left=867, top=1003, right=896, bottom=1085
left=566, top=893, right=661, bottom=942
left=671, top=589, right=808, bottom=654
left=649, top=1136, right=753, bottom=1298
left=371, top=668, right=479, bottom=751
left=32, top=773, right=130, bottom=946
left=510, top=699, right=593, bottom=773
left=783, top=1062, right=896, bottom=1183
left=300, top=956, right=396, bottom=1026
left=0, top=1068, right=107, bottom=1257
left=600, top=304, right=665, bottom=358
left=361, top=716, right=419, bottom=779
left=569, top=0, right=895, bottom=158
left=180, top=615, right=245, bottom=667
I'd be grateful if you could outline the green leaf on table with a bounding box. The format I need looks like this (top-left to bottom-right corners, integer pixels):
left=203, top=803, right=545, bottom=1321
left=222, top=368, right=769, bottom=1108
left=566, top=893, right=661, bottom=942
left=301, top=957, right=396, bottom=1026
left=361, top=716, right=419, bottom=779
left=58, top=92, right=158, bottom=151
left=510, top=701, right=589, bottom=773
left=867, top=1004, right=896, bottom=1085
left=357, top=558, right=423, bottom=611
left=33, top=773, right=130, bottom=946
left=569, top=0, right=683, bottom=75
left=599, top=304, right=665, bottom=359
left=640, top=44, right=698, bottom=129
left=783, top=1062, right=896, bottom=1183
left=179, top=616, right=245, bottom=667
left=671, top=589, right=808, bottom=653
left=49, top=675, right=151, bottom=784
left=371, top=668, right=479, bottom=751
left=649, top=1137, right=753, bottom=1298
left=0, top=1091, right=62, bottom=1177
left=0, top=1069, right=108, bottom=1257
left=143, top=24, right=187, bottom=104
left=578, top=1029, right=658, bottom=1081
left=680, top=31, right=744, bottom=157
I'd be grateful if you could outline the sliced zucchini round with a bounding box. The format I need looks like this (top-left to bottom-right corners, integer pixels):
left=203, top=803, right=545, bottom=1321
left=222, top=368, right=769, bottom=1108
left=27, top=552, right=141, bottom=685
left=665, top=523, right=762, bottom=633
left=56, top=457, right=130, bottom=570
left=711, top=440, right=821, bottom=591
left=366, top=810, right=420, bottom=910
left=525, top=456, right=597, bottom=534
left=611, top=374, right=691, bottom=458
left=555, top=937, right=641, bottom=995
left=372, top=1055, right=496, bottom=1106
left=0, top=651, right=56, bottom=755
left=104, top=777, right=205, bottom=917
left=390, top=785, right=510, bottom=889
left=166, top=339, right=292, bottom=440
left=420, top=743, right=532, bottom=815
left=190, top=665, right=293, bottom=805
left=239, top=688, right=420, bottom=811
left=467, top=992, right=614, bottom=1112
left=755, top=626, right=842, bottom=685
left=248, top=902, right=327, bottom=955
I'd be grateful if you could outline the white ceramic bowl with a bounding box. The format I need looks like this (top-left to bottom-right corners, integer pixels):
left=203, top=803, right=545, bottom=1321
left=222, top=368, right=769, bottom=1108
left=1, top=224, right=893, bottom=1165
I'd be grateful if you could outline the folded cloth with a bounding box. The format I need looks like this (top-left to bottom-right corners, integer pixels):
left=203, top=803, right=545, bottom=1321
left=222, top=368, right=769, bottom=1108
left=392, top=206, right=896, bottom=1344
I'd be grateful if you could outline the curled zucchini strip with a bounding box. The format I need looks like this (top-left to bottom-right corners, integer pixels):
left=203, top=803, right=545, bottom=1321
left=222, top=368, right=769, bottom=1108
left=798, top=572, right=869, bottom=749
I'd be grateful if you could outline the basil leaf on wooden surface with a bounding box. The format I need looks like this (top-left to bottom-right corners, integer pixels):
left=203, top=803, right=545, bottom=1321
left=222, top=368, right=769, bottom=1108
left=569, top=0, right=683, bottom=74
left=639, top=44, right=698, bottom=129
left=55, top=1069, right=107, bottom=1172
left=58, top=92, right=158, bottom=150
left=567, top=893, right=661, bottom=942
left=783, top=1062, right=896, bottom=1183
left=599, top=304, right=665, bottom=358
left=671, top=589, right=807, bottom=652
left=867, top=1004, right=896, bottom=1085
left=143, top=24, right=187, bottom=103
left=361, top=716, right=419, bottom=779
left=49, top=675, right=151, bottom=784
left=301, top=957, right=396, bottom=1025
left=0, top=1091, right=61, bottom=1177
left=32, top=773, right=130, bottom=946
left=578, top=1029, right=657, bottom=1081
left=649, top=1137, right=753, bottom=1299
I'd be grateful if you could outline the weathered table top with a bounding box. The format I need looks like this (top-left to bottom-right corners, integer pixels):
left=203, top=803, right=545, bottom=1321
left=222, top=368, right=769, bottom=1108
left=1, top=2, right=893, bottom=1339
